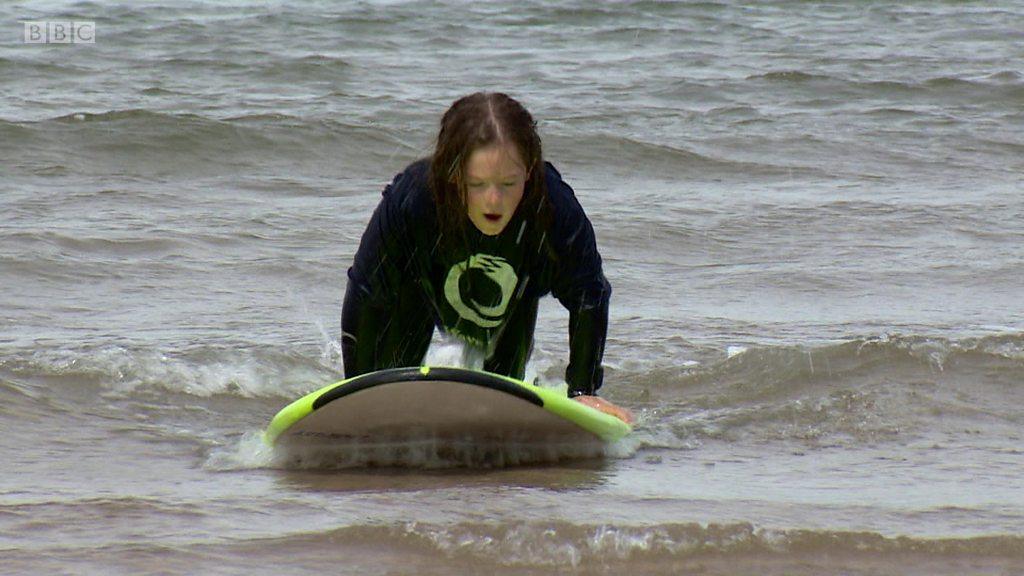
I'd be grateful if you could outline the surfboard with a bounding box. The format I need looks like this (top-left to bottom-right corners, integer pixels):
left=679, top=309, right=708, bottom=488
left=264, top=366, right=631, bottom=450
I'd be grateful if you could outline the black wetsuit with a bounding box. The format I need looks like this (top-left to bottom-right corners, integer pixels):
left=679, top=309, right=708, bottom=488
left=341, top=159, right=610, bottom=397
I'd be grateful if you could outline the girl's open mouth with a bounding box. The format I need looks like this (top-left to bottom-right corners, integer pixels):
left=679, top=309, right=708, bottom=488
left=484, top=213, right=501, bottom=221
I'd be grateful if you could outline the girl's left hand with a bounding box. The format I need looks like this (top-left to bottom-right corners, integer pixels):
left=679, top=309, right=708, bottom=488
left=572, top=395, right=634, bottom=425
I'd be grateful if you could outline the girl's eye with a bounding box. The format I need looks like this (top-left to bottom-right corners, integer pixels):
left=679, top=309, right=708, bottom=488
left=502, top=182, right=516, bottom=187
left=468, top=182, right=485, bottom=188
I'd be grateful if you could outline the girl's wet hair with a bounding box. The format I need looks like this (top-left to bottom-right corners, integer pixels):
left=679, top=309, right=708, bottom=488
left=429, top=92, right=550, bottom=246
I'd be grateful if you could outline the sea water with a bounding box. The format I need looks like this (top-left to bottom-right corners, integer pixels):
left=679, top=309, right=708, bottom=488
left=2, top=1, right=1023, bottom=574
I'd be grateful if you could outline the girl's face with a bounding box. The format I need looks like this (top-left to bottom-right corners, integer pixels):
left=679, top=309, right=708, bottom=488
left=464, top=143, right=528, bottom=236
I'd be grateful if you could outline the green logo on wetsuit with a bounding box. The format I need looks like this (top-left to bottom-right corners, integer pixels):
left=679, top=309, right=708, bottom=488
left=443, top=254, right=518, bottom=329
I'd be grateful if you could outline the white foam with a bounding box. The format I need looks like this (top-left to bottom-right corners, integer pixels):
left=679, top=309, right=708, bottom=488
left=203, top=430, right=276, bottom=471
left=423, top=337, right=474, bottom=369
left=422, top=337, right=568, bottom=391
left=726, top=345, right=748, bottom=358
left=40, top=345, right=337, bottom=399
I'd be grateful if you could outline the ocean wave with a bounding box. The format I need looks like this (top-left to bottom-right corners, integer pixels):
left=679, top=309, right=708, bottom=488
left=4, top=333, right=1022, bottom=451
left=0, top=495, right=206, bottom=522
left=8, top=521, right=1020, bottom=575
left=0, top=344, right=340, bottom=401
left=5, top=109, right=415, bottom=176
left=254, top=54, right=354, bottom=79
left=217, top=520, right=1024, bottom=567
left=138, top=86, right=186, bottom=96
left=746, top=70, right=832, bottom=83
left=155, top=56, right=252, bottom=72
left=0, top=56, right=91, bottom=77
left=622, top=333, right=1024, bottom=445
left=868, top=75, right=1024, bottom=104
left=154, top=52, right=353, bottom=82
left=555, top=132, right=820, bottom=179
left=986, top=70, right=1023, bottom=82
left=0, top=119, right=32, bottom=140
left=3, top=229, right=191, bottom=258
left=740, top=70, right=1024, bottom=107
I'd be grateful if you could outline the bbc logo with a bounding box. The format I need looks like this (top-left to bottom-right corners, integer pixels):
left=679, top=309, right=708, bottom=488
left=23, top=21, right=96, bottom=44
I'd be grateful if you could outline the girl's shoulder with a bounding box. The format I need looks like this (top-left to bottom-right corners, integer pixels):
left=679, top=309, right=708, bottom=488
left=384, top=158, right=435, bottom=215
left=542, top=161, right=588, bottom=223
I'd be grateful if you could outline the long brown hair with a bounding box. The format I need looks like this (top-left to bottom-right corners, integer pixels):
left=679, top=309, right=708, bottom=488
left=428, top=93, right=550, bottom=249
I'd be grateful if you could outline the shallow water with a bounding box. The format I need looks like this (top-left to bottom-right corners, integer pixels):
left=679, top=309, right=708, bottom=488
left=2, top=1, right=1023, bottom=574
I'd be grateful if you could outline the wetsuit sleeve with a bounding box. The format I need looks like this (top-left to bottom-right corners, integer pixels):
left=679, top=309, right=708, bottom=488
left=341, top=170, right=418, bottom=378
left=547, top=169, right=612, bottom=397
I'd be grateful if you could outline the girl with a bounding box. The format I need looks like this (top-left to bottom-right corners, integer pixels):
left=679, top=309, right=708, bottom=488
left=341, top=92, right=630, bottom=423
